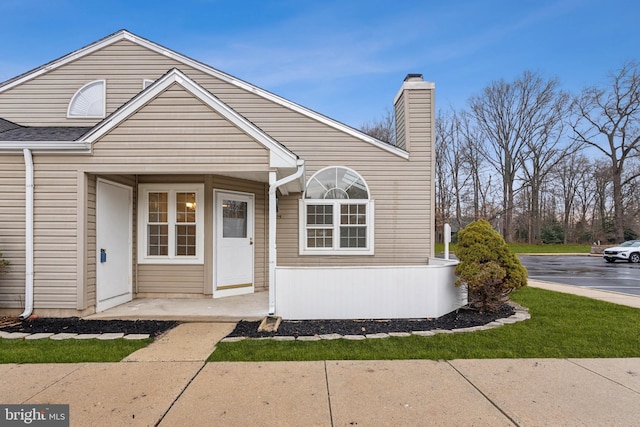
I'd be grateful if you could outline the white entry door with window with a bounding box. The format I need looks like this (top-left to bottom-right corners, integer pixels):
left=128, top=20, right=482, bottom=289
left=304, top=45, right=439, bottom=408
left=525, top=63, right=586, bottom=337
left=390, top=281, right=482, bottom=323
left=96, top=179, right=133, bottom=312
left=214, top=190, right=254, bottom=297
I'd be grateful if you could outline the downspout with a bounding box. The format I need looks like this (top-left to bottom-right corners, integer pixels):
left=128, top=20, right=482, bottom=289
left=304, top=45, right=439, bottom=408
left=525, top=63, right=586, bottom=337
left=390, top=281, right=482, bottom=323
left=268, top=161, right=305, bottom=314
left=19, top=149, right=34, bottom=319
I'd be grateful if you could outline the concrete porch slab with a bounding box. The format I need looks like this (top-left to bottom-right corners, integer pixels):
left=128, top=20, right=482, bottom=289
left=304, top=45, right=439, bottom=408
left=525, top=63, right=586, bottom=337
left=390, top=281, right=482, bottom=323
left=85, top=290, right=269, bottom=321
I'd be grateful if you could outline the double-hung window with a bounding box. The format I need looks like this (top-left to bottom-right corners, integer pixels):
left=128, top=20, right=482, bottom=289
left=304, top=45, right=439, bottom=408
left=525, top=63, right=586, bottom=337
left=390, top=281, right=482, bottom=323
left=300, top=166, right=374, bottom=255
left=138, top=183, right=204, bottom=264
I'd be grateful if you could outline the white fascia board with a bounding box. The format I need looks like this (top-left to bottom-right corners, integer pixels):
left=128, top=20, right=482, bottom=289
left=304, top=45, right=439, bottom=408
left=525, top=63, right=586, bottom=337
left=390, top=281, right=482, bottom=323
left=0, top=30, right=406, bottom=159
left=81, top=69, right=299, bottom=169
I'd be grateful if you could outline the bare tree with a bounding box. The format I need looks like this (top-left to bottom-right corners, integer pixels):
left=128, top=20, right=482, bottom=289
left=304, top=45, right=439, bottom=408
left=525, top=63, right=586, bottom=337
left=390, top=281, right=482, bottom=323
left=517, top=72, right=571, bottom=243
left=435, top=112, right=453, bottom=233
left=360, top=108, right=396, bottom=145
left=435, top=110, right=471, bottom=231
left=570, top=61, right=640, bottom=242
left=459, top=110, right=486, bottom=221
left=469, top=71, right=561, bottom=241
left=552, top=152, right=591, bottom=243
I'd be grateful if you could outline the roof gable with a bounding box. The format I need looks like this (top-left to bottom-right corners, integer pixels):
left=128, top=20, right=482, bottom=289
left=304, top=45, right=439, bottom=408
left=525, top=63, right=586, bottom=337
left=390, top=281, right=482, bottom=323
left=82, top=68, right=298, bottom=169
left=0, top=30, right=407, bottom=159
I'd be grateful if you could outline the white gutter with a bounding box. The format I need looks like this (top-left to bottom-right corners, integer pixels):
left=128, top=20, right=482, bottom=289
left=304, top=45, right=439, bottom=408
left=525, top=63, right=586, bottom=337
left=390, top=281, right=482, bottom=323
left=19, top=149, right=34, bottom=319
left=0, top=141, right=91, bottom=152
left=268, top=161, right=305, bottom=314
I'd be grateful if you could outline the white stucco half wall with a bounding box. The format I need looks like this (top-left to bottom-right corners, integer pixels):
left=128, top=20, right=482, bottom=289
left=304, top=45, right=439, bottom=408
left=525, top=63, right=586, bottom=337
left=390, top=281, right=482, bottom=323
left=274, top=259, right=465, bottom=320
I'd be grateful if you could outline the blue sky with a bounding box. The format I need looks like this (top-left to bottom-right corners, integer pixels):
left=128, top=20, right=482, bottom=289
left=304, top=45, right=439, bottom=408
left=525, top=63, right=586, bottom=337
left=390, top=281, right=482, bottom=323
left=0, top=0, right=638, bottom=128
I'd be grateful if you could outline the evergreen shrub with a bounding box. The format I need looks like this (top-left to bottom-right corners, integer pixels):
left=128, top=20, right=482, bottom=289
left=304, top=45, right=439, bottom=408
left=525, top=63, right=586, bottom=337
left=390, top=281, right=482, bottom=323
left=454, top=219, right=527, bottom=312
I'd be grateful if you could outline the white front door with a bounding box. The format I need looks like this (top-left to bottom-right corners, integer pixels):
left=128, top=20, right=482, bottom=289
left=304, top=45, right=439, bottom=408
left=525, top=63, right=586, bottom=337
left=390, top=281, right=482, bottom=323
left=214, top=190, right=254, bottom=297
left=96, top=179, right=133, bottom=312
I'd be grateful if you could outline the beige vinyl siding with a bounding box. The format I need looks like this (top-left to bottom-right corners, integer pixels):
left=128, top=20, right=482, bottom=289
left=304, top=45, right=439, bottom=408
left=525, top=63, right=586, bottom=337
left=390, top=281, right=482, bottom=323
left=88, top=84, right=270, bottom=174
left=275, top=89, right=433, bottom=267
left=395, top=94, right=406, bottom=150
left=0, top=156, right=26, bottom=308
left=0, top=40, right=189, bottom=126
left=86, top=175, right=96, bottom=308
left=137, top=264, right=205, bottom=294
left=32, top=165, right=79, bottom=309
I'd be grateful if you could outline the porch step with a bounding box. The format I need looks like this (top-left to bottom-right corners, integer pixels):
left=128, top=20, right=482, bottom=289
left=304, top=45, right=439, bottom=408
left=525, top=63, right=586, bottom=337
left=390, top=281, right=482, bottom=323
left=258, top=316, right=282, bottom=333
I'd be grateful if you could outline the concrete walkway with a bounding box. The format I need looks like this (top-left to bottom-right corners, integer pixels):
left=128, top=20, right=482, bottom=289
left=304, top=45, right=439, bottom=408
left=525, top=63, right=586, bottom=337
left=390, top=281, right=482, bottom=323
left=1, top=357, right=639, bottom=426
left=2, top=284, right=640, bottom=426
left=528, top=278, right=640, bottom=308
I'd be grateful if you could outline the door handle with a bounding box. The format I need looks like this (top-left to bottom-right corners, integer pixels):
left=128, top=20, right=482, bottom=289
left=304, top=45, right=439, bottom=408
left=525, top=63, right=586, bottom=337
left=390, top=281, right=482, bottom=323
left=100, top=248, right=107, bottom=263
left=250, top=237, right=253, bottom=245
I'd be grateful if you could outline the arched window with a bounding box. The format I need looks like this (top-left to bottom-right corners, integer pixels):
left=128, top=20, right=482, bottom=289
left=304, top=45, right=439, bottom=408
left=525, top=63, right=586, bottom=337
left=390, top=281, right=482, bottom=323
left=67, top=80, right=105, bottom=118
left=300, top=166, right=374, bottom=255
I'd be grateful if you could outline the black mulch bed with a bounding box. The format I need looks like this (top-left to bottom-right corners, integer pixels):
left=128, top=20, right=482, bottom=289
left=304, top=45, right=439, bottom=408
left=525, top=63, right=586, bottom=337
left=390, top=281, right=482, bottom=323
left=227, top=304, right=515, bottom=338
left=0, top=317, right=178, bottom=338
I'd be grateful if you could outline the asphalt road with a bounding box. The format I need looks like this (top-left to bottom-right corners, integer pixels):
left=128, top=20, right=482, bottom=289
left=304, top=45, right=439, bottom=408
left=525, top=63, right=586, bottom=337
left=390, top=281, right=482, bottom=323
left=519, top=255, right=640, bottom=296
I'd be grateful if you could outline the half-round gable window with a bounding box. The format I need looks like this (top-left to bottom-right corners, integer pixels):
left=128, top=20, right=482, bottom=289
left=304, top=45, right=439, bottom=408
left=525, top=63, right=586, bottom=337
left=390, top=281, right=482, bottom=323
left=68, top=80, right=105, bottom=118
left=300, top=166, right=374, bottom=255
left=304, top=166, right=369, bottom=200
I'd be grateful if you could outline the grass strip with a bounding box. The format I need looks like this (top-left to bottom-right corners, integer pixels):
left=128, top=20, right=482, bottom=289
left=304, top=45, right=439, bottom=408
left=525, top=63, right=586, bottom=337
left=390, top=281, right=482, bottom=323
left=208, top=287, right=640, bottom=362
left=0, top=338, right=152, bottom=363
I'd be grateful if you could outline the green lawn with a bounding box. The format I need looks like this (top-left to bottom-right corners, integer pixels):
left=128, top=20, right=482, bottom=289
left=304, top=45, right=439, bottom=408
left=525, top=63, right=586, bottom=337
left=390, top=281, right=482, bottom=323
left=435, top=242, right=591, bottom=254
left=0, top=338, right=151, bottom=363
left=208, top=287, right=640, bottom=362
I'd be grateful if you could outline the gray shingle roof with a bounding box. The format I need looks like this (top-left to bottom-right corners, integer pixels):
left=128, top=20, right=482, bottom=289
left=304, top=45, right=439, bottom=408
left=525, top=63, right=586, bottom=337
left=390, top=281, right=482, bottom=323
left=0, top=118, right=21, bottom=133
left=0, top=118, right=92, bottom=141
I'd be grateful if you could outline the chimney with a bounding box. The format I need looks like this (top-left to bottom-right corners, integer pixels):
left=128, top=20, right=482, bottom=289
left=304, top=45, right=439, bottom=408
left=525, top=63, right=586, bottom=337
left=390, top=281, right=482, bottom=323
left=393, top=73, right=435, bottom=153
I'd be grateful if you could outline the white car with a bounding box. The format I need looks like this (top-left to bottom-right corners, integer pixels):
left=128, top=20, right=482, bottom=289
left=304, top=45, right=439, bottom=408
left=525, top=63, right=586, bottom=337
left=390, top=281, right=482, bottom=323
left=603, top=240, right=640, bottom=263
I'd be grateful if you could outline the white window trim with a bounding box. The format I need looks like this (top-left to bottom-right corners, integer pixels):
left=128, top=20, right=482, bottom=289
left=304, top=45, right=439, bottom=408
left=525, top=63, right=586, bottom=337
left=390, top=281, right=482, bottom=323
left=137, top=183, right=205, bottom=264
left=299, top=199, right=375, bottom=255
left=67, top=79, right=106, bottom=118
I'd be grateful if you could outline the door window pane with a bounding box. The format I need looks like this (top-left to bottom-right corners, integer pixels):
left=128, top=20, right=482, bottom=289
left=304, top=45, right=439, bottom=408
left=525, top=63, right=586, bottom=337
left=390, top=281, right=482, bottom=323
left=223, top=200, right=247, bottom=238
